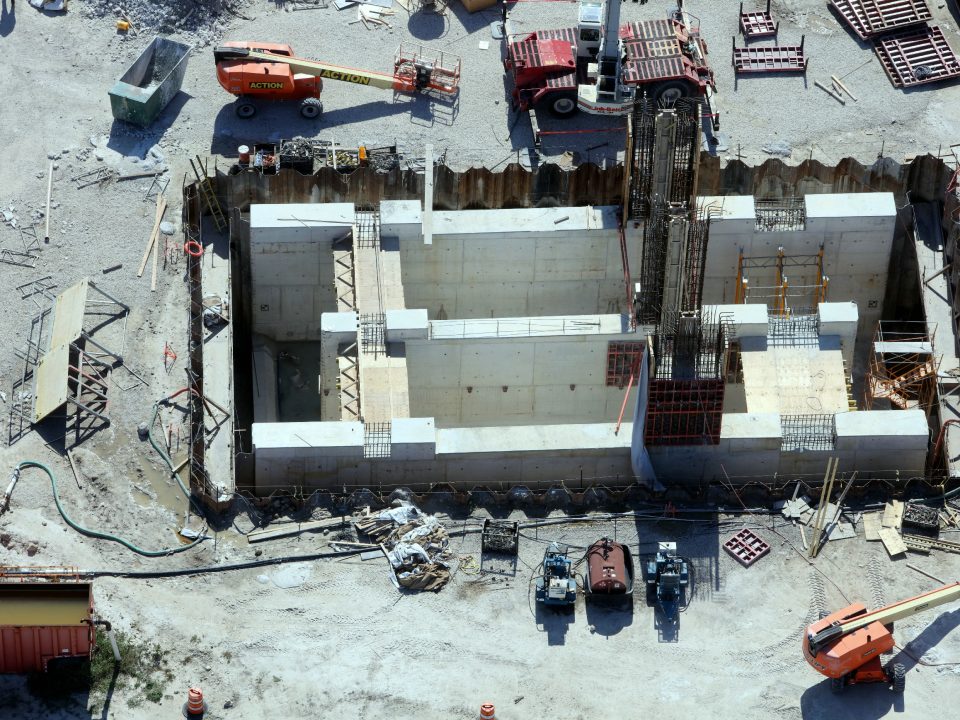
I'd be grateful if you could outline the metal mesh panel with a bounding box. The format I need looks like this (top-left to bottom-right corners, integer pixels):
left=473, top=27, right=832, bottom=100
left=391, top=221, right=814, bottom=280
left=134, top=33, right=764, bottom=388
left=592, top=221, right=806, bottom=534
left=780, top=414, right=836, bottom=452
left=755, top=197, right=806, bottom=231
left=364, top=422, right=392, bottom=459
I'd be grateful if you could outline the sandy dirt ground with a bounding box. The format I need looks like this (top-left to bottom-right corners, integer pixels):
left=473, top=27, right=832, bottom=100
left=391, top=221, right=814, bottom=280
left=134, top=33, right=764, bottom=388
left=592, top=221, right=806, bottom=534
left=1, top=1, right=960, bottom=718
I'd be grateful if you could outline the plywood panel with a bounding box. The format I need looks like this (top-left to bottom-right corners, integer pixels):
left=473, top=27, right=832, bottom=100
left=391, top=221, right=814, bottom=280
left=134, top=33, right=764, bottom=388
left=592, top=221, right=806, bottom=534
left=34, top=344, right=70, bottom=422
left=50, top=279, right=88, bottom=348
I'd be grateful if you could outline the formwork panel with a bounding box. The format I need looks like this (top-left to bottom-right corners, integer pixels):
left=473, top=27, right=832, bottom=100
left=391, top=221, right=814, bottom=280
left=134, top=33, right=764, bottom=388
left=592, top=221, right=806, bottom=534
left=732, top=37, right=808, bottom=74
left=874, top=26, right=960, bottom=88
left=645, top=379, right=724, bottom=446
left=830, top=0, right=931, bottom=41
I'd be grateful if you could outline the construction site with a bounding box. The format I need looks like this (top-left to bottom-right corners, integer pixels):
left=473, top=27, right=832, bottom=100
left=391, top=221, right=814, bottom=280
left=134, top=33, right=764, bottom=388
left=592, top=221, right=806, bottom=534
left=3, top=0, right=960, bottom=718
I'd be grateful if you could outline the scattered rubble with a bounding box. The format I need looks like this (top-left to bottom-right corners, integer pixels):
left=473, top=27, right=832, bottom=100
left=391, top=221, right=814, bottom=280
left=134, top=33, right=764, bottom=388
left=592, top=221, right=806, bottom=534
left=355, top=503, right=452, bottom=591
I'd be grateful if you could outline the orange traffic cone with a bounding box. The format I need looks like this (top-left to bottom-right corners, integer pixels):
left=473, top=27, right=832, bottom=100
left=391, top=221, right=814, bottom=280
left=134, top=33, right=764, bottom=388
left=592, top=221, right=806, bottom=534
left=183, top=687, right=206, bottom=717
left=480, top=703, right=496, bottom=720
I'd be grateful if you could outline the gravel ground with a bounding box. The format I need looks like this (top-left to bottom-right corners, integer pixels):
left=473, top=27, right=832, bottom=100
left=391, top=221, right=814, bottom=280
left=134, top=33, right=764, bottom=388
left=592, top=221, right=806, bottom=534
left=2, top=488, right=960, bottom=720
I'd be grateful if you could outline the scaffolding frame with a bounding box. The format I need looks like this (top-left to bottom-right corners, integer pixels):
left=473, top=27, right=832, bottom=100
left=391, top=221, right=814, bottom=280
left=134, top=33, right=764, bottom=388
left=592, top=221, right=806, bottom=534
left=734, top=245, right=829, bottom=316
left=864, top=321, right=938, bottom=413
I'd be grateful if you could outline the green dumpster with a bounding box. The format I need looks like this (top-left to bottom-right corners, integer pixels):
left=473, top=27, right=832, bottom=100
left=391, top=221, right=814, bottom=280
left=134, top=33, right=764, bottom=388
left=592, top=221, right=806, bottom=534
left=109, top=36, right=192, bottom=127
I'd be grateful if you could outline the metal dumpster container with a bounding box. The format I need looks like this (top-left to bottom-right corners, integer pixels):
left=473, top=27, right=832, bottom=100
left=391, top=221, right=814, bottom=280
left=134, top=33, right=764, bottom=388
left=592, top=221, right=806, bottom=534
left=0, top=580, right=94, bottom=673
left=109, top=36, right=192, bottom=127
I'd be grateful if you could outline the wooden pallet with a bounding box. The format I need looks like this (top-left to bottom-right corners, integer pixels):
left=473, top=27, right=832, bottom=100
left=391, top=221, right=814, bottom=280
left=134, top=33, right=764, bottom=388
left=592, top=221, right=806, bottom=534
left=732, top=36, right=808, bottom=73
left=875, top=25, right=960, bottom=88
left=830, top=0, right=931, bottom=41
left=740, top=0, right=778, bottom=38
left=723, top=529, right=771, bottom=566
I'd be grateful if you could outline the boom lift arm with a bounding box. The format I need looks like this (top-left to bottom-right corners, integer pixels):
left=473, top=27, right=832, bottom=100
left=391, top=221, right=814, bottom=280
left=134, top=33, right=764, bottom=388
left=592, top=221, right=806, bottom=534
left=803, top=581, right=960, bottom=693
left=214, top=42, right=460, bottom=118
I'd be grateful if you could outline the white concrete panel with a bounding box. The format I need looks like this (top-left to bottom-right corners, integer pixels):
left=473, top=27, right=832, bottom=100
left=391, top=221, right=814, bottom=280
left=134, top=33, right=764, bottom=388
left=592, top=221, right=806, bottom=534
left=380, top=200, right=422, bottom=242
left=708, top=304, right=768, bottom=338
left=252, top=420, right=364, bottom=453
left=437, top=422, right=630, bottom=454
left=805, top=193, right=896, bottom=219
left=835, top=409, right=927, bottom=444
left=391, top=417, right=436, bottom=460
left=251, top=203, right=355, bottom=237
left=385, top=309, right=428, bottom=341
left=321, top=312, right=358, bottom=342
left=699, top=196, right=755, bottom=222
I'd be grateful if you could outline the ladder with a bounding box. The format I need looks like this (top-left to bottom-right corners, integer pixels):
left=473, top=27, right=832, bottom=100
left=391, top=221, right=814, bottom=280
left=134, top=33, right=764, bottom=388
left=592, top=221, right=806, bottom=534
left=189, top=156, right=227, bottom=232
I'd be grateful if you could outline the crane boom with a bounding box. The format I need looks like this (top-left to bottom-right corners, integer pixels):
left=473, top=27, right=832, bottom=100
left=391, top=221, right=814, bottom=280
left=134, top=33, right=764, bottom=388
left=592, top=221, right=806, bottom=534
left=809, top=581, right=960, bottom=655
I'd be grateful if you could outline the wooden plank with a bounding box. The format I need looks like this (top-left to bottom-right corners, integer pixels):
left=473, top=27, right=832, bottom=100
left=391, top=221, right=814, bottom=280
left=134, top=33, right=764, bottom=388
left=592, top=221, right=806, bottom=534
left=878, top=527, right=908, bottom=557
left=360, top=549, right=384, bottom=561
left=863, top=511, right=882, bottom=541
left=150, top=223, right=160, bottom=292
left=881, top=499, right=904, bottom=529
left=137, top=195, right=167, bottom=277
left=893, top=499, right=904, bottom=530
left=906, top=563, right=946, bottom=584
left=246, top=517, right=349, bottom=543
left=44, top=161, right=54, bottom=242
left=66, top=449, right=83, bottom=490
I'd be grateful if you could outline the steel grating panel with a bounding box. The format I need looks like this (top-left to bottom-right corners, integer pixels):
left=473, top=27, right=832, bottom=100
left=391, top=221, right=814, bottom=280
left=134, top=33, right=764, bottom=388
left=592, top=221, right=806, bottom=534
left=733, top=37, right=808, bottom=73
left=874, top=25, right=960, bottom=88
left=830, top=0, right=931, bottom=41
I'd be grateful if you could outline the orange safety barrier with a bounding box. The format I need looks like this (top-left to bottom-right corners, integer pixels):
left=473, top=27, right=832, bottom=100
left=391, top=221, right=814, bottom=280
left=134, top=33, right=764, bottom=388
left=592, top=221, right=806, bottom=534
left=480, top=703, right=496, bottom=720
left=185, top=687, right=205, bottom=716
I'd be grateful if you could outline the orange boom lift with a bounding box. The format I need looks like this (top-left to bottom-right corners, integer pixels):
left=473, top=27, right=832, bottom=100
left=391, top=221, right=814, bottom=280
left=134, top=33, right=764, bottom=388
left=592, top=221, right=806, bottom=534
left=214, top=41, right=460, bottom=118
left=803, top=581, right=960, bottom=693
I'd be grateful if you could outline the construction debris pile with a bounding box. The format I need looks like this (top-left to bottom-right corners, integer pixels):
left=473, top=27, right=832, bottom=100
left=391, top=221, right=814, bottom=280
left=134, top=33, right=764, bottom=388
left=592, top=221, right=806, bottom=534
left=278, top=137, right=401, bottom=174
left=80, top=0, right=249, bottom=41
left=355, top=503, right=452, bottom=591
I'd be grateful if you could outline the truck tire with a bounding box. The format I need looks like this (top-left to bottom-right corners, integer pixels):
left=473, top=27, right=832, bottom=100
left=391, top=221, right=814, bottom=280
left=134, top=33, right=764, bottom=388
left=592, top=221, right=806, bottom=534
left=540, top=92, right=578, bottom=119
left=891, top=663, right=906, bottom=693
left=235, top=100, right=257, bottom=119
left=300, top=97, right=323, bottom=119
left=653, top=80, right=692, bottom=106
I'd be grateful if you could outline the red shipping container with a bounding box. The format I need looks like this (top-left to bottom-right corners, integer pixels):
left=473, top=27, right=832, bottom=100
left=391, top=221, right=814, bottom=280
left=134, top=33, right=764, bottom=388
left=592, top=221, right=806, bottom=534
left=0, top=581, right=94, bottom=673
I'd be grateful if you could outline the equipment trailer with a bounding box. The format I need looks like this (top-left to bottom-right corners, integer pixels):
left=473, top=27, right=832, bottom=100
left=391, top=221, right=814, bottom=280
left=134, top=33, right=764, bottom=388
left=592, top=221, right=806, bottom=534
left=505, top=0, right=717, bottom=126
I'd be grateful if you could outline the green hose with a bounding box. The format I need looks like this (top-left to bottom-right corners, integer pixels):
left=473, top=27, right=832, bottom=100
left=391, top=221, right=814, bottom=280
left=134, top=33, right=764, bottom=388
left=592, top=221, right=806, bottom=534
left=15, top=460, right=204, bottom=557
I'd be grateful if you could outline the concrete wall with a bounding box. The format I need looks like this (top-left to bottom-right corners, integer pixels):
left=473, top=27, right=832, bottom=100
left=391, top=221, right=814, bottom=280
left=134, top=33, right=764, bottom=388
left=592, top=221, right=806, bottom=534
left=252, top=419, right=633, bottom=491
left=381, top=203, right=636, bottom=319
left=250, top=203, right=355, bottom=341
left=700, top=193, right=895, bottom=349
left=404, top=315, right=634, bottom=427
left=648, top=409, right=928, bottom=482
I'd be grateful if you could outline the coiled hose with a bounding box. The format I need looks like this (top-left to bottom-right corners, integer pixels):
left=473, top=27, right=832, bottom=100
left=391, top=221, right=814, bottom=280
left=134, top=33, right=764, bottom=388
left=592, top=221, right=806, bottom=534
left=13, top=460, right=204, bottom=557
left=9, top=391, right=214, bottom=557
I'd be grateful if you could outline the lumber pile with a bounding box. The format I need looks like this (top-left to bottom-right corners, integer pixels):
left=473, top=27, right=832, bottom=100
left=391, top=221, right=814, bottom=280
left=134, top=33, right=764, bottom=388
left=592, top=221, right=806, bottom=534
left=355, top=503, right=452, bottom=591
